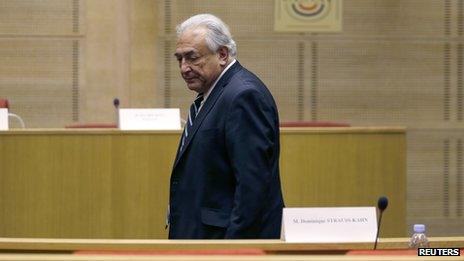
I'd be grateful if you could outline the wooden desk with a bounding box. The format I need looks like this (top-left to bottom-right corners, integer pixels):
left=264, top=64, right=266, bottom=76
left=0, top=127, right=406, bottom=238
left=0, top=237, right=462, bottom=251
left=0, top=237, right=462, bottom=261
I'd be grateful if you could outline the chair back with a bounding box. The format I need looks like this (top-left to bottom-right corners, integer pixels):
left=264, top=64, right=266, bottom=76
left=0, top=99, right=9, bottom=109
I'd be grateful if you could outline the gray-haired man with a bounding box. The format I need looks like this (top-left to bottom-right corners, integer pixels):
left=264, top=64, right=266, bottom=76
left=168, top=14, right=284, bottom=239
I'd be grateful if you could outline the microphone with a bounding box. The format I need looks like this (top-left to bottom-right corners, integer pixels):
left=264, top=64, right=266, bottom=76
left=113, top=98, right=120, bottom=128
left=374, top=196, right=388, bottom=250
left=113, top=98, right=120, bottom=109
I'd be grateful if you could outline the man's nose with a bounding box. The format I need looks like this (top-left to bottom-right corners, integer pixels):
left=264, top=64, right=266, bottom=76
left=180, top=59, right=192, bottom=73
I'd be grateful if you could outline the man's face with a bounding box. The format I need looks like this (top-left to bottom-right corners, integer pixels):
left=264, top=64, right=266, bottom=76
left=174, top=28, right=224, bottom=94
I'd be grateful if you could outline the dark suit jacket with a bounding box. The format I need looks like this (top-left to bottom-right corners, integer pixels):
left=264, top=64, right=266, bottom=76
left=168, top=61, right=284, bottom=239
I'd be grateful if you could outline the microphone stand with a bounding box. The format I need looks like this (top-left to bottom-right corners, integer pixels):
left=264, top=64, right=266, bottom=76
left=374, top=209, right=384, bottom=250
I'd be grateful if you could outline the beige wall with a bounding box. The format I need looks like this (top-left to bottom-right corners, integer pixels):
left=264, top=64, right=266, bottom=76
left=83, top=0, right=158, bottom=123
left=0, top=0, right=159, bottom=127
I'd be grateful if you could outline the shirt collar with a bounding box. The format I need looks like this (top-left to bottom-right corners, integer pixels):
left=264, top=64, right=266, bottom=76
left=202, top=59, right=237, bottom=102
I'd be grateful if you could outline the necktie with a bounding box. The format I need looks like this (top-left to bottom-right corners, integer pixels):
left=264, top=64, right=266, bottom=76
left=180, top=93, right=204, bottom=152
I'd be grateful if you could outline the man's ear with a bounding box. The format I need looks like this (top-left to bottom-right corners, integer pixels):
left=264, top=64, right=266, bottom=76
left=217, top=46, right=229, bottom=66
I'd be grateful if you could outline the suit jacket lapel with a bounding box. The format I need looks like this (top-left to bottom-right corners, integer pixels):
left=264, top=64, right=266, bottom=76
left=174, top=61, right=243, bottom=167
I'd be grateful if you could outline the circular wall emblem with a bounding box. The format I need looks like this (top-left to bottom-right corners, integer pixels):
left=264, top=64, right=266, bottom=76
left=285, top=0, right=331, bottom=21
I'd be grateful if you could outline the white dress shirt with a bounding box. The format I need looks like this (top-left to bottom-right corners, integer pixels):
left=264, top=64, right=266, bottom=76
left=198, top=59, right=237, bottom=112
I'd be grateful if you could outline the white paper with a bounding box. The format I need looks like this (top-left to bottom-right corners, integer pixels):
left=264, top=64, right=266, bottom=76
left=281, top=207, right=377, bottom=243
left=0, top=109, right=8, bottom=130
left=118, top=108, right=181, bottom=130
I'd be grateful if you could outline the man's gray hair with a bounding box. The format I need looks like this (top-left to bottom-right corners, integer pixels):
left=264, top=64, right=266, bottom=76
left=176, top=14, right=237, bottom=58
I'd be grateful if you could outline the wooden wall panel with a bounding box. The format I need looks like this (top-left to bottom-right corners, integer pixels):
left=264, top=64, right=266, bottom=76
left=0, top=0, right=80, bottom=35
left=341, top=0, right=444, bottom=37
left=0, top=128, right=405, bottom=238
left=0, top=39, right=76, bottom=127
left=408, top=129, right=464, bottom=236
left=315, top=40, right=444, bottom=125
left=0, top=0, right=82, bottom=127
left=0, top=0, right=158, bottom=127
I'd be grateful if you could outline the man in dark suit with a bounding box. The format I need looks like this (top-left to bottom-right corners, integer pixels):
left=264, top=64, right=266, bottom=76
left=168, top=14, right=284, bottom=239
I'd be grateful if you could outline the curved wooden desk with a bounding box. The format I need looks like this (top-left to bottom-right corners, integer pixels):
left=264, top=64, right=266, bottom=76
left=0, top=127, right=406, bottom=238
left=0, top=237, right=462, bottom=251
left=0, top=237, right=462, bottom=261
